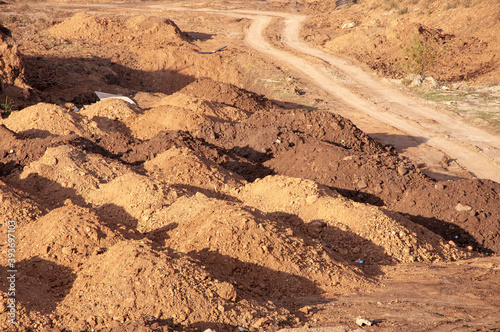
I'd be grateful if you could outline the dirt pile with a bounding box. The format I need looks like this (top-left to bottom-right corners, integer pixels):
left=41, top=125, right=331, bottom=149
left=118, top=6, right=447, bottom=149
left=236, top=175, right=470, bottom=263
left=79, top=98, right=139, bottom=135
left=18, top=13, right=246, bottom=109
left=15, top=145, right=130, bottom=205
left=17, top=203, right=124, bottom=268
left=47, top=12, right=190, bottom=49
left=163, top=192, right=371, bottom=297
left=0, top=103, right=84, bottom=136
left=144, top=146, right=246, bottom=194
left=55, top=240, right=293, bottom=331
left=179, top=78, right=277, bottom=114
left=304, top=0, right=500, bottom=83
left=195, top=104, right=500, bottom=254
left=154, top=92, right=252, bottom=123
left=0, top=7, right=499, bottom=329
left=0, top=179, right=45, bottom=225
left=85, top=172, right=186, bottom=232
left=1, top=72, right=499, bottom=330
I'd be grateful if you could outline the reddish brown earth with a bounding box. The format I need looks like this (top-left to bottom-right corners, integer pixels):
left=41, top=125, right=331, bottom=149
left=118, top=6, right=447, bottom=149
left=0, top=1, right=499, bottom=331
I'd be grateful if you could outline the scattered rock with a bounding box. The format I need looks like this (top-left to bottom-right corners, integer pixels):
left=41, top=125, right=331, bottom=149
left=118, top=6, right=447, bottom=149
left=342, top=22, right=357, bottom=29
left=408, top=74, right=424, bottom=87
left=216, top=281, right=238, bottom=302
left=455, top=203, right=472, bottom=212
left=355, top=316, right=374, bottom=326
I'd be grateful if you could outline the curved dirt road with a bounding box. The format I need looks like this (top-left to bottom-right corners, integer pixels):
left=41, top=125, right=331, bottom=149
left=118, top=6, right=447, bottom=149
left=159, top=5, right=500, bottom=182
left=236, top=10, right=500, bottom=183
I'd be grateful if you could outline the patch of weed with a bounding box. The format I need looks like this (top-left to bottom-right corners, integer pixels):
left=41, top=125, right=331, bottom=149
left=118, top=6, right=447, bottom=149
left=421, top=92, right=456, bottom=102
left=398, top=30, right=446, bottom=76
left=0, top=96, right=13, bottom=118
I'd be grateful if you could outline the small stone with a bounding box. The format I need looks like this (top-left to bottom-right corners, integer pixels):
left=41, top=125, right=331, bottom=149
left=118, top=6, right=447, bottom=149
left=397, top=165, right=408, bottom=176
left=342, top=21, right=357, bottom=29
left=61, top=247, right=73, bottom=255
left=356, top=316, right=374, bottom=326
left=455, top=203, right=472, bottom=212
left=408, top=74, right=424, bottom=87
left=216, top=282, right=237, bottom=302
left=310, top=220, right=326, bottom=229
left=306, top=195, right=318, bottom=205
left=357, top=180, right=368, bottom=189
left=299, top=305, right=312, bottom=314
left=434, top=183, right=445, bottom=190
left=46, top=156, right=58, bottom=166
left=466, top=245, right=473, bottom=251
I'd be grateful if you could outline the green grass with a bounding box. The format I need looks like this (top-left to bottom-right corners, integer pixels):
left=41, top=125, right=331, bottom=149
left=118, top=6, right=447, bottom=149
left=398, top=30, right=447, bottom=76
left=476, top=112, right=495, bottom=121
left=421, top=92, right=457, bottom=102
left=0, top=96, right=13, bottom=117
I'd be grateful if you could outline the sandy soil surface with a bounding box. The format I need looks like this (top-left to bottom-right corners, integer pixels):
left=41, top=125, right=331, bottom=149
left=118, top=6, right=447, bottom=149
left=0, top=0, right=499, bottom=331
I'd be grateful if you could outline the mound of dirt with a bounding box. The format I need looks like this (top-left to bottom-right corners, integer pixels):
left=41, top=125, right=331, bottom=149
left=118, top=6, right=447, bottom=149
left=17, top=203, right=123, bottom=268
left=163, top=192, right=371, bottom=296
left=85, top=172, right=188, bottom=232
left=127, top=105, right=208, bottom=140
left=14, top=145, right=130, bottom=205
left=265, top=140, right=422, bottom=205
left=79, top=98, right=139, bottom=135
left=126, top=80, right=271, bottom=140
left=0, top=103, right=84, bottom=136
left=179, top=78, right=277, bottom=114
left=195, top=102, right=500, bottom=254
left=196, top=107, right=382, bottom=161
left=144, top=146, right=246, bottom=194
left=261, top=141, right=500, bottom=253
left=392, top=179, right=500, bottom=253
left=0, top=179, right=46, bottom=225
left=154, top=92, right=251, bottom=123
left=305, top=0, right=500, bottom=83
left=121, top=130, right=273, bottom=182
left=55, top=240, right=291, bottom=331
left=236, top=175, right=470, bottom=264
left=47, top=12, right=190, bottom=49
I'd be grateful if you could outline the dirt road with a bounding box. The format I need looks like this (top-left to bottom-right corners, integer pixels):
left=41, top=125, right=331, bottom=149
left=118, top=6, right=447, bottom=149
left=242, top=10, right=500, bottom=183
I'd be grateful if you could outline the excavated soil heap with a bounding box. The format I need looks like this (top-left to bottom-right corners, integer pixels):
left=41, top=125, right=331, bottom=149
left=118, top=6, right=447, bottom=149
left=1, top=76, right=497, bottom=331
left=47, top=12, right=190, bottom=48
left=0, top=13, right=499, bottom=332
left=304, top=0, right=500, bottom=83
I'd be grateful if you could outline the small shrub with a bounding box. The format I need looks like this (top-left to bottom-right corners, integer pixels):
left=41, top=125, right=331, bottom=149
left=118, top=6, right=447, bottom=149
left=0, top=96, right=13, bottom=118
left=398, top=30, right=446, bottom=76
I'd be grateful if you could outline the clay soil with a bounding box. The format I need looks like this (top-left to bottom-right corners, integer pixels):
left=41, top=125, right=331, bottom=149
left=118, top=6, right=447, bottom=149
left=0, top=0, right=499, bottom=331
